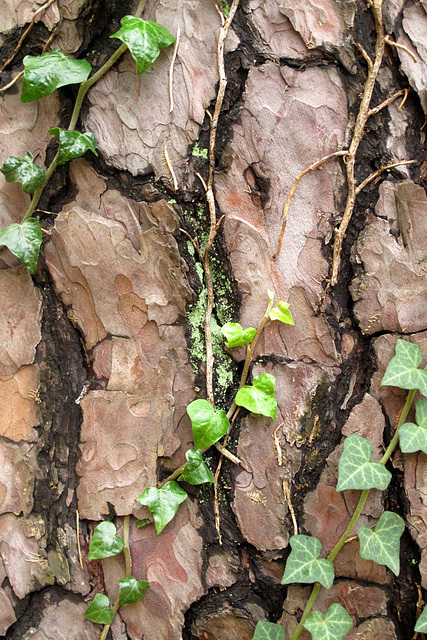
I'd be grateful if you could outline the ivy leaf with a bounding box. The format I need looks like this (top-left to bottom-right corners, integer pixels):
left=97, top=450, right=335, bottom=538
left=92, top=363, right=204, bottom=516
left=118, top=577, right=149, bottom=606
left=336, top=435, right=391, bottom=491
left=399, top=399, right=427, bottom=454
left=235, top=373, right=277, bottom=420
left=0, top=218, right=43, bottom=274
left=137, top=481, right=187, bottom=534
left=0, top=152, right=46, bottom=193
left=88, top=521, right=124, bottom=560
left=21, top=50, right=92, bottom=102
left=48, top=128, right=97, bottom=165
left=178, top=449, right=214, bottom=485
left=187, top=399, right=229, bottom=449
left=252, top=621, right=285, bottom=640
left=221, top=322, right=256, bottom=348
left=111, top=16, right=175, bottom=75
left=381, top=339, right=427, bottom=396
left=269, top=301, right=294, bottom=325
left=415, top=604, right=427, bottom=632
left=136, top=518, right=151, bottom=528
left=84, top=594, right=115, bottom=625
left=304, top=604, right=353, bottom=640
left=358, top=511, right=404, bottom=576
left=281, top=535, right=334, bottom=590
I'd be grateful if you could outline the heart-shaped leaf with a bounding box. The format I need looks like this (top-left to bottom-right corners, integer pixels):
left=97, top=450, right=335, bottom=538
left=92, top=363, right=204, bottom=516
left=269, top=301, right=294, bottom=325
left=137, top=481, right=187, bottom=534
left=415, top=604, right=427, bottom=632
left=88, top=521, right=124, bottom=560
left=281, top=535, right=334, bottom=589
left=84, top=594, right=115, bottom=624
left=118, top=577, right=149, bottom=606
left=1, top=152, right=46, bottom=193
left=21, top=50, right=92, bottom=102
left=49, top=128, right=98, bottom=165
left=358, top=510, right=404, bottom=576
left=221, top=322, right=256, bottom=348
left=187, top=399, right=229, bottom=449
left=252, top=620, right=285, bottom=640
left=304, top=604, right=353, bottom=640
left=381, top=339, right=427, bottom=396
left=111, top=16, right=175, bottom=75
left=399, top=399, right=427, bottom=454
left=178, top=449, right=214, bottom=485
left=235, top=373, right=277, bottom=419
left=0, top=218, right=43, bottom=274
left=336, top=434, right=391, bottom=491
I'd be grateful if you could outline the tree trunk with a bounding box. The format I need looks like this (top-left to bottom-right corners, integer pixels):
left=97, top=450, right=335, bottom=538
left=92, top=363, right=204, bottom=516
left=0, top=1, right=426, bottom=639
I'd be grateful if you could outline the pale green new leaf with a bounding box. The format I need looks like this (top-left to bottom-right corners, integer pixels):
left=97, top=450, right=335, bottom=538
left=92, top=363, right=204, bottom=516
left=0, top=218, right=43, bottom=274
left=84, top=594, right=115, bottom=624
left=118, top=577, right=149, bottom=606
left=415, top=604, right=427, bottom=632
left=0, top=152, right=45, bottom=193
left=111, top=16, right=175, bottom=75
left=304, top=604, right=352, bottom=640
left=178, top=449, right=214, bottom=485
left=137, top=481, right=187, bottom=534
left=221, top=322, right=256, bottom=348
left=358, top=511, right=404, bottom=576
left=381, top=339, right=427, bottom=396
left=88, top=521, right=124, bottom=560
left=235, top=373, right=277, bottom=420
left=399, top=399, right=427, bottom=454
left=49, top=128, right=98, bottom=165
left=281, top=535, right=334, bottom=590
left=21, top=50, right=92, bottom=102
left=187, top=399, right=229, bottom=449
left=336, top=435, right=391, bottom=491
left=252, top=620, right=285, bottom=640
left=269, top=301, right=294, bottom=325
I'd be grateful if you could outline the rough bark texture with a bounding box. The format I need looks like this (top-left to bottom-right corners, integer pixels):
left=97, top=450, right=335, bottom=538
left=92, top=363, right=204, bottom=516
left=0, top=0, right=426, bottom=639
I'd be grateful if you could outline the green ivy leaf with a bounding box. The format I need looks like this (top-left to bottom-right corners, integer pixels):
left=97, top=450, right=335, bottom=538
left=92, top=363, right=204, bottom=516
left=252, top=620, right=285, bottom=640
left=281, top=535, right=334, bottom=589
left=137, top=481, right=187, bottom=534
left=221, top=322, right=256, bottom=348
left=48, top=128, right=98, bottom=165
left=381, top=339, right=427, bottom=396
left=21, top=50, right=92, bottom=102
left=0, top=218, right=43, bottom=274
left=178, top=449, right=214, bottom=485
left=399, top=399, right=427, bottom=454
left=269, top=301, right=294, bottom=325
left=187, top=399, right=229, bottom=449
left=88, top=521, right=124, bottom=560
left=415, top=604, right=427, bottom=632
left=111, top=16, right=175, bottom=75
left=235, top=373, right=277, bottom=420
left=84, top=594, right=115, bottom=624
left=136, top=518, right=151, bottom=528
left=358, top=511, right=404, bottom=576
left=304, top=604, right=353, bottom=640
left=118, top=577, right=149, bottom=606
left=0, top=152, right=46, bottom=193
left=336, top=435, right=391, bottom=491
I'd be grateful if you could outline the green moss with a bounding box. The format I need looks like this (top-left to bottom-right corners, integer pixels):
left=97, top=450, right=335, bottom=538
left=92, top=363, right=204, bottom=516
left=192, top=142, right=208, bottom=159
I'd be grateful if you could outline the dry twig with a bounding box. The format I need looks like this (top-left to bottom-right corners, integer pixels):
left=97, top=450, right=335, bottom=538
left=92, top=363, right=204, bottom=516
left=283, top=480, right=298, bottom=536
left=169, top=25, right=180, bottom=113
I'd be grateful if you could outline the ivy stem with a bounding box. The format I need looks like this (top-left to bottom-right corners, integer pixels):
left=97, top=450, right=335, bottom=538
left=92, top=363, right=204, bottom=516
left=99, top=598, right=120, bottom=640
left=123, top=514, right=132, bottom=578
left=289, top=387, right=417, bottom=640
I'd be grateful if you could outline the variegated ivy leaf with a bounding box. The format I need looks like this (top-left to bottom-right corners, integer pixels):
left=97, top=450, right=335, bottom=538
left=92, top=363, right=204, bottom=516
left=111, top=16, right=174, bottom=75
left=269, top=301, right=294, bottom=325
left=252, top=621, right=285, bottom=640
left=235, top=373, right=277, bottom=420
left=137, top=481, right=187, bottom=534
left=304, top=604, right=353, bottom=640
left=178, top=449, right=214, bottom=485
left=0, top=218, right=43, bottom=274
left=399, top=399, right=427, bottom=454
left=49, top=128, right=97, bottom=165
left=336, top=434, right=391, bottom=491
left=221, top=322, right=256, bottom=348
left=0, top=152, right=45, bottom=193
left=21, top=50, right=91, bottom=102
left=381, top=339, right=427, bottom=396
left=415, top=604, right=427, bottom=632
left=358, top=511, right=404, bottom=576
left=281, top=535, right=334, bottom=590
left=187, top=399, right=229, bottom=449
